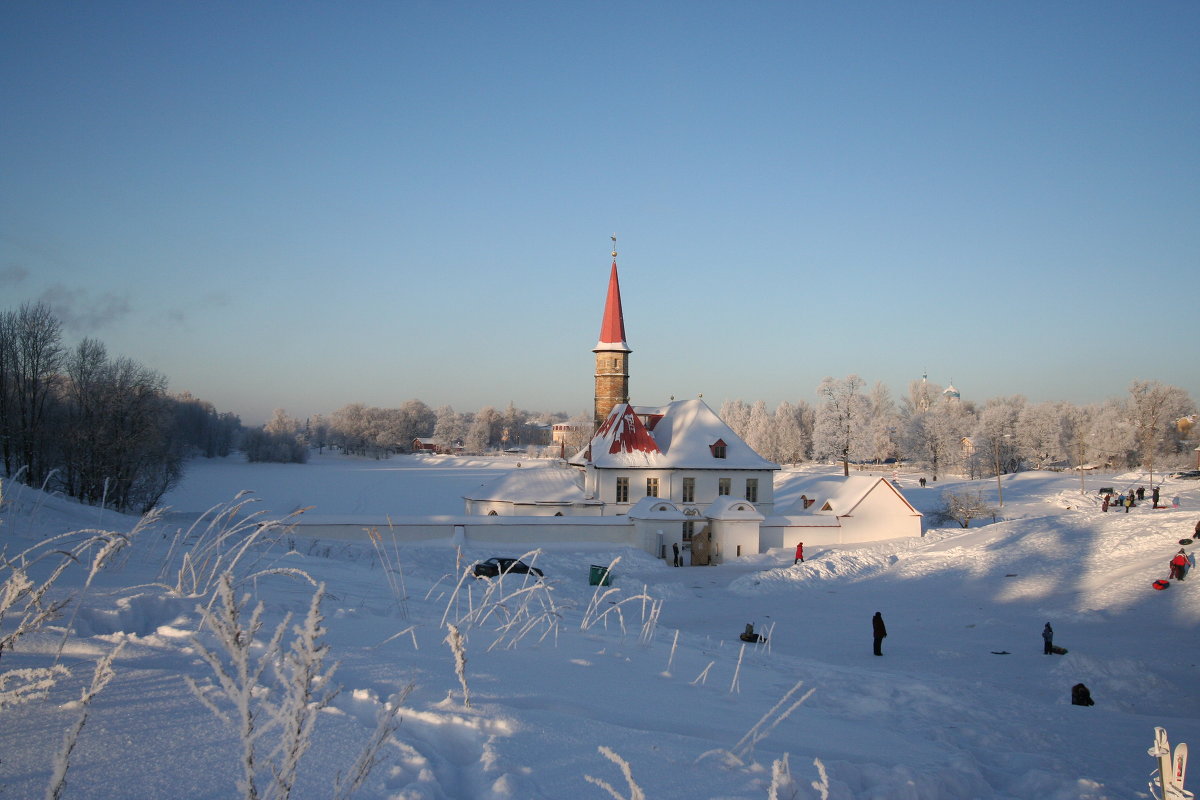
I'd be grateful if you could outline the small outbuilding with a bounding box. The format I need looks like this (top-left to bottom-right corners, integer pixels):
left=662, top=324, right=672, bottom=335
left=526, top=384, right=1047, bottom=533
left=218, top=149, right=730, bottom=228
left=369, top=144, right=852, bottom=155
left=762, top=475, right=922, bottom=547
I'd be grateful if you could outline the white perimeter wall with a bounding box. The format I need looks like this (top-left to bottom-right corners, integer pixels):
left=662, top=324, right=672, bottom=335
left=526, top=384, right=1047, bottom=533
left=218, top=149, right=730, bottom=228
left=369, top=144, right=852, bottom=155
left=291, top=516, right=640, bottom=548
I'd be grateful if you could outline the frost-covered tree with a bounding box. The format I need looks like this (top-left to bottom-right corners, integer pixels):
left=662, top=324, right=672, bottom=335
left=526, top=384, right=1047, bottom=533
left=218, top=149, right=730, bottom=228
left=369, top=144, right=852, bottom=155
left=561, top=410, right=595, bottom=456
left=465, top=406, right=500, bottom=453
left=1016, top=402, right=1068, bottom=469
left=903, top=399, right=972, bottom=481
left=902, top=378, right=942, bottom=417
left=719, top=399, right=751, bottom=442
left=863, top=382, right=901, bottom=464
left=1127, top=380, right=1196, bottom=481
left=306, top=413, right=329, bottom=454
left=772, top=401, right=809, bottom=465
left=973, top=398, right=1024, bottom=478
left=744, top=400, right=778, bottom=463
left=812, top=375, right=869, bottom=476
left=432, top=405, right=469, bottom=450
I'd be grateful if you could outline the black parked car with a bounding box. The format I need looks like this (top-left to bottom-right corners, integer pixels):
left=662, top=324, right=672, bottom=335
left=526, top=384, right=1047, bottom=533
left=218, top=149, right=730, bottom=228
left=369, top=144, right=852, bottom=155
left=1171, top=470, right=1200, bottom=480
left=472, top=557, right=544, bottom=579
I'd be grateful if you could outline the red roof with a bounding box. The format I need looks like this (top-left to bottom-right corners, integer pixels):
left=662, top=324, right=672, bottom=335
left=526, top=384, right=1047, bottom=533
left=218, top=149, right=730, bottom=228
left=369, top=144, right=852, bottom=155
left=596, top=404, right=661, bottom=456
left=595, top=260, right=630, bottom=352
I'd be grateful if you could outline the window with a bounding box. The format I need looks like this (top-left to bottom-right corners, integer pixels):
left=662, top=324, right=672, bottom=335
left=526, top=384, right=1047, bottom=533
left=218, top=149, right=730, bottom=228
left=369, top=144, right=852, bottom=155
left=683, top=520, right=694, bottom=541
left=718, top=478, right=731, bottom=496
left=745, top=478, right=758, bottom=503
left=615, top=477, right=629, bottom=503
left=710, top=439, right=727, bottom=459
left=646, top=477, right=659, bottom=497
left=682, top=477, right=695, bottom=503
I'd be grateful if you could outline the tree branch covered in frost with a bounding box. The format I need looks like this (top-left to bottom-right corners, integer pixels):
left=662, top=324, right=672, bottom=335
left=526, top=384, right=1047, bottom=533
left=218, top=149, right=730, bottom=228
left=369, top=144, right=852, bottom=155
left=267, top=582, right=339, bottom=800
left=810, top=757, right=830, bottom=800
left=767, top=753, right=797, bottom=800
left=332, top=684, right=411, bottom=800
left=698, top=680, right=816, bottom=768
left=367, top=526, right=409, bottom=619
left=0, top=665, right=69, bottom=710
left=1, top=522, right=133, bottom=709
left=440, top=549, right=560, bottom=651
left=444, top=623, right=471, bottom=708
left=188, top=573, right=396, bottom=800
left=185, top=572, right=289, bottom=799
left=583, top=746, right=645, bottom=800
left=45, top=641, right=125, bottom=800
left=155, top=493, right=312, bottom=598
left=730, top=680, right=815, bottom=761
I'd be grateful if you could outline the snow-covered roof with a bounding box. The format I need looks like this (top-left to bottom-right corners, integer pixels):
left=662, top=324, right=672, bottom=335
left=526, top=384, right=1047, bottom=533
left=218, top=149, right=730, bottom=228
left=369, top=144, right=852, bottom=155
left=463, top=467, right=599, bottom=506
left=774, top=475, right=921, bottom=518
left=572, top=398, right=779, bottom=471
left=626, top=497, right=689, bottom=520
left=705, top=496, right=764, bottom=521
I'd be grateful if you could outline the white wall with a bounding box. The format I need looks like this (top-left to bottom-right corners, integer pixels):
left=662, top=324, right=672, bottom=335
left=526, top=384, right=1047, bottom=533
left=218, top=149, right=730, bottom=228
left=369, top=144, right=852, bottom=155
left=292, top=517, right=640, bottom=548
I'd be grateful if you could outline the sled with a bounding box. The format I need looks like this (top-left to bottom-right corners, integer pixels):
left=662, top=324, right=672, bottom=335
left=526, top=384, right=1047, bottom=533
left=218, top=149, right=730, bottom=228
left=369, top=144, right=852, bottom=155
left=990, top=650, right=1011, bottom=655
left=1051, top=645, right=1068, bottom=655
left=1179, top=539, right=1194, bottom=546
left=1154, top=579, right=1171, bottom=591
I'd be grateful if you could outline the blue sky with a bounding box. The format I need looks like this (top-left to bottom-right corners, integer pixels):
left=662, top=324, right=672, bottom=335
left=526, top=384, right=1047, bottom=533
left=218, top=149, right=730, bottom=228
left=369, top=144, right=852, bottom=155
left=3, top=2, right=1197, bottom=425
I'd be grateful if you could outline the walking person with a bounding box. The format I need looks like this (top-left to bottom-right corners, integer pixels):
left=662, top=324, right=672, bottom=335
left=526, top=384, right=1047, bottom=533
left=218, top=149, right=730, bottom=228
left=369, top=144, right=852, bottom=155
left=1042, top=622, right=1054, bottom=655
left=1124, top=494, right=1133, bottom=513
left=872, top=611, right=887, bottom=656
left=1101, top=494, right=1110, bottom=512
left=1152, top=486, right=1160, bottom=508
left=794, top=542, right=804, bottom=564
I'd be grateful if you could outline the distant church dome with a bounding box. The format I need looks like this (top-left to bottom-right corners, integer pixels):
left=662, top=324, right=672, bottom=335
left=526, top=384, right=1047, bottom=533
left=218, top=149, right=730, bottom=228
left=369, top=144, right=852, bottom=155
left=943, top=383, right=960, bottom=400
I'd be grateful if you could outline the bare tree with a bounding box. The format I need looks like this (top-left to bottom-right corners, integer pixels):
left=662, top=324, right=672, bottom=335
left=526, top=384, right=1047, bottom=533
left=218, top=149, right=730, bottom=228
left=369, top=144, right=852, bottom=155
left=1, top=302, right=64, bottom=485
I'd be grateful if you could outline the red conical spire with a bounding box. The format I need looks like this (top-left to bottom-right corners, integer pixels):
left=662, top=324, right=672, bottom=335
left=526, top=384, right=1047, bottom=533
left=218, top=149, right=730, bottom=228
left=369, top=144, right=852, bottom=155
left=595, top=238, right=630, bottom=353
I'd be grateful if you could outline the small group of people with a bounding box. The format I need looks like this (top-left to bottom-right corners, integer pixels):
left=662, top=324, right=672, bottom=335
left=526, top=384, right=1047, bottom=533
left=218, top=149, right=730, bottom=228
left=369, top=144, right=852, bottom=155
left=1101, top=491, right=1137, bottom=512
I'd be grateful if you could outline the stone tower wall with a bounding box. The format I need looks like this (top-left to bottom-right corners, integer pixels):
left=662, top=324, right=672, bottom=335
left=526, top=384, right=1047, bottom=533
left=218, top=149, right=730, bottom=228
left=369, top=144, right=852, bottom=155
left=594, top=351, right=629, bottom=430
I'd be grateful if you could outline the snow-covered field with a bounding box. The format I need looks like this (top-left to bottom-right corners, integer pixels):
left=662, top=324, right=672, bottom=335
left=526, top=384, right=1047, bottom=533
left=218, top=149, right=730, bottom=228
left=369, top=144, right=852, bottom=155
left=3, top=453, right=1199, bottom=799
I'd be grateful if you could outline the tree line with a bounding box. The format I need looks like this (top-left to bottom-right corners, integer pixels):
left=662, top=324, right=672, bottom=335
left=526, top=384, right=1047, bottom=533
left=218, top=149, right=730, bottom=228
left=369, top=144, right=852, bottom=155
left=251, top=402, right=593, bottom=463
left=0, top=303, right=240, bottom=512
left=721, top=375, right=1198, bottom=481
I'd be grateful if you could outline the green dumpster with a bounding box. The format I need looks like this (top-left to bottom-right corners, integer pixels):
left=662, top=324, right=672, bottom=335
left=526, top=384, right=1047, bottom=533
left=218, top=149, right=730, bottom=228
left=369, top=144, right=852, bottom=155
left=589, top=564, right=611, bottom=586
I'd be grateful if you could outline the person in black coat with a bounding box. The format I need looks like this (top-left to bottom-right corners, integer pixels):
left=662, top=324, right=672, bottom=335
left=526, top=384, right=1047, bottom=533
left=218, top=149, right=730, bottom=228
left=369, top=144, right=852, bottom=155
left=872, top=611, right=887, bottom=656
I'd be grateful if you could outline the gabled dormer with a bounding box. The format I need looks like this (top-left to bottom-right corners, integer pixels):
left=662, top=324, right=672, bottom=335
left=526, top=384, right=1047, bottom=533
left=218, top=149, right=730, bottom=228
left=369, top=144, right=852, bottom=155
left=710, top=439, right=728, bottom=459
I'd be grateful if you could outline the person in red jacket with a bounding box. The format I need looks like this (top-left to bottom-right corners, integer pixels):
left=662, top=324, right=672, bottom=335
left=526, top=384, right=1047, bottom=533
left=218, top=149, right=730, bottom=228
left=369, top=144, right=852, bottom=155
left=794, top=542, right=804, bottom=564
left=1172, top=550, right=1189, bottom=581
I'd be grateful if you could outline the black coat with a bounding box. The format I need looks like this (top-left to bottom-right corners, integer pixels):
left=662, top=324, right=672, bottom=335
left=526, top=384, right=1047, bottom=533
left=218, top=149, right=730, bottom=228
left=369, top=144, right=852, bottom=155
left=872, top=613, right=887, bottom=638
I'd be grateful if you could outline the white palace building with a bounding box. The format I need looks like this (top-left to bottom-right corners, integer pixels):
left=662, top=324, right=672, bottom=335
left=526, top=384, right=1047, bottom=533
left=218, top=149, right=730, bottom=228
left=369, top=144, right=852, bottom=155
left=460, top=243, right=921, bottom=563
left=293, top=243, right=921, bottom=560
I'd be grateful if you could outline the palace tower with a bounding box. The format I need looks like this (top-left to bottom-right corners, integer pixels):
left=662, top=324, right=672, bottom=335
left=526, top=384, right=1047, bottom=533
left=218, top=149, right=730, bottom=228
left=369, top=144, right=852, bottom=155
left=593, top=237, right=631, bottom=431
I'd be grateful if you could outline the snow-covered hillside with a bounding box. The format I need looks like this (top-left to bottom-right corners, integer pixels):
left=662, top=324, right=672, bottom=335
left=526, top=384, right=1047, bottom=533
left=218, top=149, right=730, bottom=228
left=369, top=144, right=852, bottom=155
left=2, top=455, right=1199, bottom=799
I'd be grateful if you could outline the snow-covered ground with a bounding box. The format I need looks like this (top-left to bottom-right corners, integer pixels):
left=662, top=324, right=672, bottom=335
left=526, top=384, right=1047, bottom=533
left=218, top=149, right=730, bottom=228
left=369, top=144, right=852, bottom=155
left=3, top=453, right=1199, bottom=799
